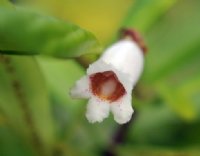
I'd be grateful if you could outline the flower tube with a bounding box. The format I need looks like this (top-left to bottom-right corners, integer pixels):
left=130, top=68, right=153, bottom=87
left=70, top=29, right=146, bottom=124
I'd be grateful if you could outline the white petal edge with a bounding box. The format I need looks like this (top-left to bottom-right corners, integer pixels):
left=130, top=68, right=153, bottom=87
left=70, top=76, right=91, bottom=99
left=86, top=97, right=110, bottom=123
left=110, top=95, right=134, bottom=124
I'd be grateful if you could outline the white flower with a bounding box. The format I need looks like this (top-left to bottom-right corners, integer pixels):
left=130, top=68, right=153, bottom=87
left=70, top=36, right=144, bottom=124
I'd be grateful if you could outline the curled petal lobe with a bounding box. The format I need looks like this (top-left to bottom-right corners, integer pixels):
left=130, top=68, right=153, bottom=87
left=110, top=95, right=134, bottom=124
left=70, top=76, right=90, bottom=99
left=86, top=97, right=110, bottom=123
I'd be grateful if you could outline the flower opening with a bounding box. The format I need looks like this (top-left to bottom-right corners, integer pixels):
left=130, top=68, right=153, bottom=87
left=89, top=71, right=126, bottom=103
left=70, top=29, right=146, bottom=124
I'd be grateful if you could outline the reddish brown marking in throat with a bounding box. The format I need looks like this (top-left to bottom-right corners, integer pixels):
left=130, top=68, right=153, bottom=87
left=89, top=71, right=126, bottom=102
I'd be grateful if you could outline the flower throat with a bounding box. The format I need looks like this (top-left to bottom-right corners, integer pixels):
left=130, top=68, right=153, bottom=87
left=89, top=71, right=126, bottom=102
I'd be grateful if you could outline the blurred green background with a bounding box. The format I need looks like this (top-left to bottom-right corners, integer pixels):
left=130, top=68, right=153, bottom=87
left=0, top=0, right=200, bottom=156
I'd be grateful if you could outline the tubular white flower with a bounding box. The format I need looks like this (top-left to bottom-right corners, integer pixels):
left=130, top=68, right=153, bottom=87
left=70, top=39, right=144, bottom=124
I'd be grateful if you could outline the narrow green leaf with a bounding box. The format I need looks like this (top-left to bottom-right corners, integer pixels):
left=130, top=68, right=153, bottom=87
left=138, top=0, right=200, bottom=120
left=122, top=0, right=177, bottom=32
left=0, top=125, right=36, bottom=156
left=37, top=57, right=85, bottom=107
left=156, top=82, right=196, bottom=121
left=143, top=0, right=200, bottom=82
left=0, top=7, right=101, bottom=58
left=118, top=146, right=200, bottom=156
left=178, top=76, right=200, bottom=99
left=36, top=57, right=86, bottom=138
left=0, top=0, right=13, bottom=8
left=0, top=55, right=55, bottom=155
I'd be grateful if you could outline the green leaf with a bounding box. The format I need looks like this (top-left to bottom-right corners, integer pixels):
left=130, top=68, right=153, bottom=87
left=0, top=55, right=55, bottom=155
left=37, top=57, right=85, bottom=108
left=0, top=125, right=36, bottom=156
left=0, top=7, right=101, bottom=58
left=143, top=0, right=200, bottom=82
left=178, top=76, right=200, bottom=99
left=137, top=0, right=200, bottom=120
left=152, top=47, right=200, bottom=121
left=36, top=57, right=86, bottom=138
left=122, top=0, right=177, bottom=32
left=118, top=146, right=200, bottom=156
left=156, top=82, right=196, bottom=121
left=0, top=0, right=13, bottom=8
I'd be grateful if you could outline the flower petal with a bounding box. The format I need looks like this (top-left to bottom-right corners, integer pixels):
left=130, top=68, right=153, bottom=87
left=101, top=40, right=144, bottom=85
left=86, top=97, right=110, bottom=123
left=110, top=95, right=134, bottom=124
left=70, top=76, right=91, bottom=99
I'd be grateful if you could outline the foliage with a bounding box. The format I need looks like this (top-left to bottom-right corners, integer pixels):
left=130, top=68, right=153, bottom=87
left=0, top=6, right=101, bottom=58
left=0, top=0, right=200, bottom=156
